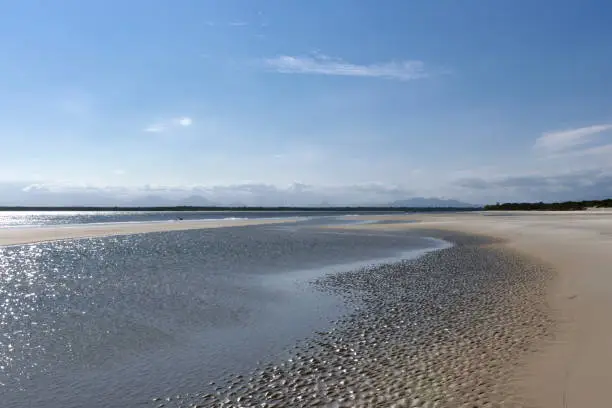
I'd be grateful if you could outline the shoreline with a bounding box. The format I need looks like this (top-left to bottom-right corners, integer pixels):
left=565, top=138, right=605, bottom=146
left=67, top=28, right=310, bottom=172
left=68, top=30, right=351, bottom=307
left=0, top=222, right=450, bottom=408
left=337, top=212, right=612, bottom=407
left=4, top=212, right=610, bottom=406
left=188, top=229, right=552, bottom=407
left=0, top=218, right=298, bottom=247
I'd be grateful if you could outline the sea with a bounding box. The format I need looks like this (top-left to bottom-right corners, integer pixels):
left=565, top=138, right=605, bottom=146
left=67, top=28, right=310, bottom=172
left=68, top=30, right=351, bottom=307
left=0, top=210, right=398, bottom=228
left=0, top=211, right=446, bottom=408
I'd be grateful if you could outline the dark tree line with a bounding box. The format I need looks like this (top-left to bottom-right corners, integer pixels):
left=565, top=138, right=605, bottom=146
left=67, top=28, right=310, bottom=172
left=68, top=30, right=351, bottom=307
left=484, top=199, right=612, bottom=211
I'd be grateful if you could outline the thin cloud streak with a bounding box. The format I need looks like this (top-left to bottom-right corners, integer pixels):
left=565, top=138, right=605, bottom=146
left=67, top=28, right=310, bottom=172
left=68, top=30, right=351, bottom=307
left=264, top=54, right=429, bottom=81
left=144, top=116, right=193, bottom=133
left=534, top=124, right=612, bottom=152
left=144, top=124, right=165, bottom=133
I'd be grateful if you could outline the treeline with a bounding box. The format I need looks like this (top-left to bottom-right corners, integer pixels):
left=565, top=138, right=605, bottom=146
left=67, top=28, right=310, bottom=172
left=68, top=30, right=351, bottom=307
left=0, top=206, right=480, bottom=212
left=484, top=198, right=612, bottom=211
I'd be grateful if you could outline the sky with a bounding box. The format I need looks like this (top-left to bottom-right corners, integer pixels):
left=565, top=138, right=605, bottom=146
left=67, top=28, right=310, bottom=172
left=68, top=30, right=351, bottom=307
left=1, top=0, right=612, bottom=206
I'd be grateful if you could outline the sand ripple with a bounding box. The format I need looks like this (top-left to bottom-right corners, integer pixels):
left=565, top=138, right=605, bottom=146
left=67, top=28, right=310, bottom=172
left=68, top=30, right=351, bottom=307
left=157, top=233, right=554, bottom=408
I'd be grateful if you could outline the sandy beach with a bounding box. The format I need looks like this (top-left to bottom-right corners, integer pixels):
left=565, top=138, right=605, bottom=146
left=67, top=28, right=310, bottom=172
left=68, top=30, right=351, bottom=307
left=3, top=212, right=611, bottom=407
left=341, top=211, right=612, bottom=408
left=0, top=218, right=298, bottom=247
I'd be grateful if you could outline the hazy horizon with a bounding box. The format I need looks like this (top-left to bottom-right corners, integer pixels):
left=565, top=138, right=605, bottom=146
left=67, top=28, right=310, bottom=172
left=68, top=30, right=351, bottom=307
left=0, top=183, right=479, bottom=207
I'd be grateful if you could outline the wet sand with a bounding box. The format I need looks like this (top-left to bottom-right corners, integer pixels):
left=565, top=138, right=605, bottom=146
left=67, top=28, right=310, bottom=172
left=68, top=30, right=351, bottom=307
left=170, top=211, right=612, bottom=407
left=336, top=211, right=612, bottom=408
left=0, top=218, right=298, bottom=246
left=192, top=231, right=552, bottom=408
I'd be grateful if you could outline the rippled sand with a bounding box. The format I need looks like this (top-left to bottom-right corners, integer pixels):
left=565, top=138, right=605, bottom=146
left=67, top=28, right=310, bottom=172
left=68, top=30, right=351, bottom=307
left=157, top=232, right=552, bottom=407
left=156, top=211, right=612, bottom=408
left=333, top=212, right=612, bottom=407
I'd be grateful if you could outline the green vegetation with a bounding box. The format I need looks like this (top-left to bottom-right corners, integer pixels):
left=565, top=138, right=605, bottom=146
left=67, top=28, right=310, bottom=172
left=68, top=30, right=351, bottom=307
left=0, top=206, right=480, bottom=212
left=484, top=199, right=612, bottom=211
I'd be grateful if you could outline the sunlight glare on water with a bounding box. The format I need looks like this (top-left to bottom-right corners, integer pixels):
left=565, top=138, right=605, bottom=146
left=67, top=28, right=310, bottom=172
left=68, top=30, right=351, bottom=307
left=0, top=226, right=439, bottom=407
left=0, top=241, right=98, bottom=386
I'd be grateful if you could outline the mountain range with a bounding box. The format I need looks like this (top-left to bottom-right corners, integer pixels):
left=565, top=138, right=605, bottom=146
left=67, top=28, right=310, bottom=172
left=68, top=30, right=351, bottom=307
left=126, top=196, right=476, bottom=208
left=388, top=197, right=476, bottom=208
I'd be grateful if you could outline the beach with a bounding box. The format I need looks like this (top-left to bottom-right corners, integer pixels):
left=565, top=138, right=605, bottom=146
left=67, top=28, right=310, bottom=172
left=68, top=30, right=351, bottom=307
left=0, top=217, right=299, bottom=246
left=336, top=211, right=612, bottom=407
left=185, top=211, right=612, bottom=407
left=1, top=212, right=611, bottom=407
left=203, top=230, right=552, bottom=407
left=0, top=216, right=440, bottom=408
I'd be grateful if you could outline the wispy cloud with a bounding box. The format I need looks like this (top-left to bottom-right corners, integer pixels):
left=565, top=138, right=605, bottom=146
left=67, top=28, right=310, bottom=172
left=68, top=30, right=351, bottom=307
left=264, top=54, right=429, bottom=81
left=174, top=117, right=192, bottom=127
left=577, top=143, right=612, bottom=157
left=455, top=169, right=612, bottom=202
left=534, top=124, right=612, bottom=153
left=144, top=124, right=165, bottom=133
left=3, top=181, right=419, bottom=206
left=144, top=116, right=193, bottom=133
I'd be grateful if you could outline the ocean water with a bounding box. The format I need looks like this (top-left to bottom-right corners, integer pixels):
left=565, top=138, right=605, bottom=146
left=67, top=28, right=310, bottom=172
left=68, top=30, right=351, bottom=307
left=0, top=220, right=444, bottom=408
left=0, top=210, right=402, bottom=228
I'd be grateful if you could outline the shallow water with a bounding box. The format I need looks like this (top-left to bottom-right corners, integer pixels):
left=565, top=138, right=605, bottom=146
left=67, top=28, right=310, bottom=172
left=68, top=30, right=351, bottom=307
left=0, top=210, right=402, bottom=228
left=0, top=224, right=441, bottom=408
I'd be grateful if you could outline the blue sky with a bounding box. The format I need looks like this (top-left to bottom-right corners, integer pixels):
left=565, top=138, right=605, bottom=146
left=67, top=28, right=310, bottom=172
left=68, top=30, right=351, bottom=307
left=1, top=0, right=611, bottom=205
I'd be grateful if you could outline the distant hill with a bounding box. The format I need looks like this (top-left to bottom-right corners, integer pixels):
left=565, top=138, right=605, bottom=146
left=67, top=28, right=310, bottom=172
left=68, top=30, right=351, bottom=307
left=126, top=195, right=217, bottom=207
left=389, top=197, right=476, bottom=208
left=127, top=195, right=177, bottom=207
left=178, top=195, right=217, bottom=207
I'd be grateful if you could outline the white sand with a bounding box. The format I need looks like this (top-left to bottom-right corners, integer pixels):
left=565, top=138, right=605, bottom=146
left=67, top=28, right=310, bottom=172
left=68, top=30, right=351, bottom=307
left=335, top=211, right=612, bottom=408
left=0, top=218, right=298, bottom=247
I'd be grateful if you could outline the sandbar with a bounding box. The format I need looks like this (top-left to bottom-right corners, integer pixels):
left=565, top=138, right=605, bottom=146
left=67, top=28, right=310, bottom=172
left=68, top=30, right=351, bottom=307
left=0, top=218, right=298, bottom=247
